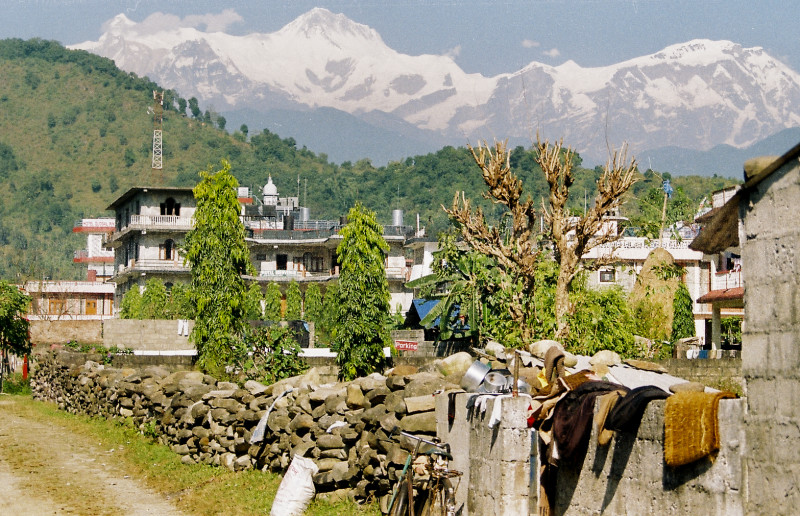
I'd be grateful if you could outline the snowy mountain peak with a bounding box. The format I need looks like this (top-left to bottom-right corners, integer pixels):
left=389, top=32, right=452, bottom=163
left=279, top=7, right=383, bottom=46
left=68, top=9, right=800, bottom=163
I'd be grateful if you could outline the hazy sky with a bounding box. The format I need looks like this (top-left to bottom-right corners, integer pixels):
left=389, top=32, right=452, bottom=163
left=3, top=0, right=798, bottom=76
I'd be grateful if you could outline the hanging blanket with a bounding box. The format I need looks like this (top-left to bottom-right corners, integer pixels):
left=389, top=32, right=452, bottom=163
left=605, top=385, right=670, bottom=433
left=664, top=390, right=736, bottom=467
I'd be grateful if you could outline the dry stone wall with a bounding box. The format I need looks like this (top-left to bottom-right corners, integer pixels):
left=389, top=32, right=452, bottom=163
left=31, top=352, right=459, bottom=508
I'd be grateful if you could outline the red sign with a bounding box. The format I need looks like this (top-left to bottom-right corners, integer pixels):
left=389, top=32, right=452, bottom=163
left=394, top=340, right=418, bottom=351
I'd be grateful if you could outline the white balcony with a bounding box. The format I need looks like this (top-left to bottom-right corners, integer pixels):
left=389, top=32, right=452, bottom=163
left=129, top=214, right=193, bottom=230
left=712, top=269, right=742, bottom=290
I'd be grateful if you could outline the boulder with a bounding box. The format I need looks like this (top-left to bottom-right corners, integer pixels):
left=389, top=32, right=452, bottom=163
left=529, top=340, right=563, bottom=359
left=590, top=350, right=622, bottom=367
left=436, top=351, right=473, bottom=379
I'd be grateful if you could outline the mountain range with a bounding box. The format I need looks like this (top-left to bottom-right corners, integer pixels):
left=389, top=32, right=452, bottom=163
left=71, top=7, right=800, bottom=171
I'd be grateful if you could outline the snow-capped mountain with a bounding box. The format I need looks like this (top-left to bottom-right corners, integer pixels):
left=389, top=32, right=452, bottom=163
left=71, top=8, right=800, bottom=165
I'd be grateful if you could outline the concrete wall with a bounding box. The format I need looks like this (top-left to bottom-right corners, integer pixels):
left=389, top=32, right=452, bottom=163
left=551, top=399, right=744, bottom=515
left=740, top=156, right=800, bottom=513
left=102, top=319, right=195, bottom=351
left=658, top=358, right=743, bottom=391
left=29, top=320, right=103, bottom=346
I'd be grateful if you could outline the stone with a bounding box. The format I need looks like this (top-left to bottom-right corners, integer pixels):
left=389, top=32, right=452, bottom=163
left=388, top=364, right=418, bottom=377
left=590, top=350, right=622, bottom=367
left=624, top=359, right=668, bottom=373
left=210, top=398, right=244, bottom=413
left=385, top=375, right=408, bottom=391
left=317, top=434, right=345, bottom=449
left=404, top=373, right=449, bottom=397
left=669, top=381, right=706, bottom=393
left=244, top=380, right=268, bottom=396
left=289, top=413, right=315, bottom=432
left=485, top=340, right=505, bottom=357
left=365, top=386, right=391, bottom=406
left=563, top=352, right=578, bottom=368
left=437, top=351, right=474, bottom=379
left=399, top=411, right=437, bottom=433
left=346, top=384, right=366, bottom=409
left=384, top=391, right=407, bottom=415
left=529, top=339, right=563, bottom=358
left=404, top=394, right=436, bottom=414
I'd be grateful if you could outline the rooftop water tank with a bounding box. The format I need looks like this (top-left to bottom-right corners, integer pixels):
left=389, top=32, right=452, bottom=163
left=392, top=209, right=404, bottom=227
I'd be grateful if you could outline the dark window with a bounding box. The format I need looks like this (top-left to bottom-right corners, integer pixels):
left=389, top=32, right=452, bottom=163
left=161, top=197, right=181, bottom=216
left=162, top=239, right=175, bottom=260
left=256, top=253, right=267, bottom=261
left=599, top=269, right=616, bottom=283
left=276, top=254, right=288, bottom=271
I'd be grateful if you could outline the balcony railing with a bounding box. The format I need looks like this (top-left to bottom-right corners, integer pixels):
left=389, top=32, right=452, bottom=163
left=74, top=249, right=114, bottom=262
left=117, top=259, right=190, bottom=275
left=129, top=214, right=193, bottom=230
left=712, top=269, right=742, bottom=290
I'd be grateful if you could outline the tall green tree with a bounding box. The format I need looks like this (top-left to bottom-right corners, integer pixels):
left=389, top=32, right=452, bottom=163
left=183, top=160, right=254, bottom=377
left=672, top=281, right=695, bottom=340
left=334, top=202, right=391, bottom=380
left=264, top=282, right=282, bottom=321
left=0, top=281, right=30, bottom=392
left=119, top=286, right=143, bottom=319
left=140, top=278, right=168, bottom=319
left=285, top=280, right=302, bottom=320
left=165, top=282, right=195, bottom=320
left=304, top=283, right=323, bottom=323
left=243, top=282, right=264, bottom=321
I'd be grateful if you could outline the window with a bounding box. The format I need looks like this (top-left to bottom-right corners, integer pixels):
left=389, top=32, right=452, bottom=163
left=160, top=197, right=181, bottom=216
left=599, top=268, right=616, bottom=283
left=49, top=299, right=66, bottom=315
left=303, top=252, right=325, bottom=272
left=276, top=254, right=288, bottom=271
left=256, top=253, right=267, bottom=261
left=161, top=239, right=175, bottom=260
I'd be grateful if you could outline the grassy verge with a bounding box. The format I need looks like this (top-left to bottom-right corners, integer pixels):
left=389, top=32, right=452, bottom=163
left=7, top=395, right=380, bottom=516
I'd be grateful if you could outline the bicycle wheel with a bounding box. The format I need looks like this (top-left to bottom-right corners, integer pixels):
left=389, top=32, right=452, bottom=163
left=419, top=478, right=455, bottom=516
left=389, top=479, right=410, bottom=516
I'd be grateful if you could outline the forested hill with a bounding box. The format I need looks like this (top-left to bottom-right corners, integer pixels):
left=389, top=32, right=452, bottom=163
left=0, top=39, right=738, bottom=282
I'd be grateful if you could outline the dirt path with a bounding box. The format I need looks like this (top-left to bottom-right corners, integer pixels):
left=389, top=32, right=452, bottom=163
left=0, top=397, right=186, bottom=515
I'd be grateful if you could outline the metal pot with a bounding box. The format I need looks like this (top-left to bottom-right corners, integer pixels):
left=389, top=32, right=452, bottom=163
left=461, top=360, right=491, bottom=391
left=483, top=371, right=510, bottom=393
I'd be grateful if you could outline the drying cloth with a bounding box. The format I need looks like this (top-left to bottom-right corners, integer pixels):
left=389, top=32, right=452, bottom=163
left=544, top=346, right=566, bottom=390
left=605, top=385, right=669, bottom=433
left=447, top=391, right=458, bottom=425
left=551, top=381, right=623, bottom=465
left=664, top=390, right=736, bottom=467
left=558, top=370, right=595, bottom=392
left=593, top=390, right=627, bottom=446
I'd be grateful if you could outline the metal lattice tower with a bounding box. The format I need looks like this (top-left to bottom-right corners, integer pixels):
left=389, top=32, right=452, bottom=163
left=151, top=90, right=163, bottom=170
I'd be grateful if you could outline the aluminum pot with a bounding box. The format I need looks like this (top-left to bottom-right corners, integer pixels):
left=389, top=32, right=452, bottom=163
left=461, top=360, right=491, bottom=391
left=483, top=371, right=510, bottom=393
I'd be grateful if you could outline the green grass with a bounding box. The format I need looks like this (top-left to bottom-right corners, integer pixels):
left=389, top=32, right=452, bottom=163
left=10, top=395, right=380, bottom=516
left=1, top=372, right=31, bottom=395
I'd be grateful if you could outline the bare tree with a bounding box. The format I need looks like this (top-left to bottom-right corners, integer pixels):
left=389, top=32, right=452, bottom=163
left=445, top=140, right=541, bottom=342
left=537, top=136, right=637, bottom=340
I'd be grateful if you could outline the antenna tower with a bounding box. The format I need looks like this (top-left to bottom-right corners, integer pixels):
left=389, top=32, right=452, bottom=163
left=151, top=90, right=164, bottom=171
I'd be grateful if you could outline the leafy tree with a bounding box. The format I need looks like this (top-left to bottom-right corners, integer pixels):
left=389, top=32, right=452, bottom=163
left=566, top=280, right=637, bottom=357
left=236, top=325, right=307, bottom=385
left=123, top=147, right=136, bottom=167
left=165, top=282, right=194, bottom=319
left=537, top=137, right=637, bottom=340
left=721, top=317, right=742, bottom=347
left=188, top=97, right=201, bottom=118
left=243, top=282, right=264, bottom=321
left=304, top=283, right=323, bottom=324
left=0, top=281, right=31, bottom=392
left=140, top=278, right=168, bottom=319
left=240, top=124, right=248, bottom=139
left=630, top=183, right=694, bottom=240
left=319, top=282, right=340, bottom=345
left=119, top=286, right=143, bottom=319
left=672, top=281, right=695, bottom=340
left=216, top=115, right=226, bottom=131
left=285, top=280, right=302, bottom=320
left=264, top=282, right=282, bottom=321
left=176, top=97, right=187, bottom=116
left=183, top=160, right=255, bottom=377
left=334, top=202, right=391, bottom=380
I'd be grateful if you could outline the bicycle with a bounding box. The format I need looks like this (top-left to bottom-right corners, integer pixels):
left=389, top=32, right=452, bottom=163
left=387, top=427, right=463, bottom=516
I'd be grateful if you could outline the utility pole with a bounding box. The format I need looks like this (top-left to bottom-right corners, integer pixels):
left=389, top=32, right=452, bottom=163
left=151, top=91, right=164, bottom=184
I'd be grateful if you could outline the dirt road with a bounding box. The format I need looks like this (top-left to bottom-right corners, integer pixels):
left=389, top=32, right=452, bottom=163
left=0, top=397, right=186, bottom=515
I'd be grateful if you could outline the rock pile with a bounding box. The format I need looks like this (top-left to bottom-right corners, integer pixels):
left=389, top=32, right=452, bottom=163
left=31, top=351, right=461, bottom=507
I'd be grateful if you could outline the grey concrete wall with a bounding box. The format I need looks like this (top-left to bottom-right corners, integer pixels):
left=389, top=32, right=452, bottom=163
left=29, top=320, right=103, bottom=346
left=551, top=399, right=744, bottom=515
left=740, top=158, right=800, bottom=514
left=658, top=358, right=743, bottom=391
left=102, top=319, right=195, bottom=351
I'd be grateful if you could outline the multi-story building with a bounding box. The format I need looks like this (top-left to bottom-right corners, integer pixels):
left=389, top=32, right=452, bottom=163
left=103, top=187, right=195, bottom=306
left=24, top=218, right=116, bottom=320
left=103, top=180, right=435, bottom=315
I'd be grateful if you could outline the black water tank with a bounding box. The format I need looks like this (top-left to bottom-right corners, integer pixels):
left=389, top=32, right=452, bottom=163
left=283, top=215, right=294, bottom=230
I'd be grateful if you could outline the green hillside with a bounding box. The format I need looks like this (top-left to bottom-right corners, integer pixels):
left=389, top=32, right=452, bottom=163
left=0, top=39, right=738, bottom=282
